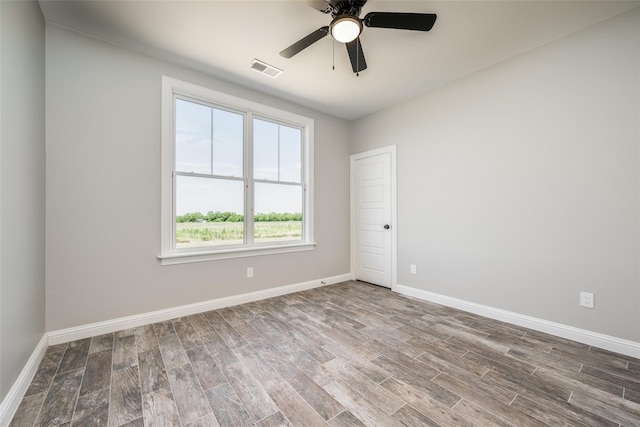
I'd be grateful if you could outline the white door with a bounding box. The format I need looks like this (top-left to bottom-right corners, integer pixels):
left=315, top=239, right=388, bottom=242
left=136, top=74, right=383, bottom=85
left=352, top=148, right=394, bottom=288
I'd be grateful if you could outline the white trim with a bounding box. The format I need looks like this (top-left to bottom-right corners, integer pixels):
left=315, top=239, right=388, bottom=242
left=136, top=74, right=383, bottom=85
left=396, top=284, right=640, bottom=359
left=350, top=145, right=398, bottom=290
left=0, top=335, right=48, bottom=427
left=48, top=273, right=350, bottom=345
left=158, top=242, right=316, bottom=265
left=160, top=76, right=315, bottom=264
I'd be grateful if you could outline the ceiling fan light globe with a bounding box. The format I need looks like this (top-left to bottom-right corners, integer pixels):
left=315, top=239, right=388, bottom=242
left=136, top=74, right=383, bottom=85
left=330, top=16, right=362, bottom=43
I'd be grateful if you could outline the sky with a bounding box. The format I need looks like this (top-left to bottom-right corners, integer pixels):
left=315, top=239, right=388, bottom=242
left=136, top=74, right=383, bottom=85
left=175, top=98, right=303, bottom=216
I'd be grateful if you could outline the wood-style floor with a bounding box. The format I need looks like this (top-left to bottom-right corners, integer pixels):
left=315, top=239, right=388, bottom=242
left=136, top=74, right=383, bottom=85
left=9, top=281, right=640, bottom=426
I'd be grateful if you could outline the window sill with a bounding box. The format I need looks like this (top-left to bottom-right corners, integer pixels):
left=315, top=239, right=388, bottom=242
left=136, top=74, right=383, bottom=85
left=157, top=242, right=316, bottom=265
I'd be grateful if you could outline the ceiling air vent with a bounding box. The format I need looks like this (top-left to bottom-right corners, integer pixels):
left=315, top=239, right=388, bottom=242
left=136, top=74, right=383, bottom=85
left=249, top=59, right=283, bottom=79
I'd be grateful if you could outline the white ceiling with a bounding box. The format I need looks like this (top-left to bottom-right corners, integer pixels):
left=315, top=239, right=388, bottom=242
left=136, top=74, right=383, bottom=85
left=38, top=0, right=640, bottom=120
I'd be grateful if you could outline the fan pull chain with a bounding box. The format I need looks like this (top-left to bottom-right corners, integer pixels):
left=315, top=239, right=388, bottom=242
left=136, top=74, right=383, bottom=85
left=332, top=38, right=335, bottom=70
left=356, top=37, right=360, bottom=77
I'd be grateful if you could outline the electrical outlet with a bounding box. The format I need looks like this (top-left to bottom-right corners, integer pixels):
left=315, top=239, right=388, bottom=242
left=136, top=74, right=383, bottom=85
left=247, top=267, right=254, bottom=278
left=410, top=264, right=417, bottom=275
left=580, top=292, right=594, bottom=308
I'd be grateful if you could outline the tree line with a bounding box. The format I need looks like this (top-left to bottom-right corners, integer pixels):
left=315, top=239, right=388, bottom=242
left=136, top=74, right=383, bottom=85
left=177, top=211, right=302, bottom=223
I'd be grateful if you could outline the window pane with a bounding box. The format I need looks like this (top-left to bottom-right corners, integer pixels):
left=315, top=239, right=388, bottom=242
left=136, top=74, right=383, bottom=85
left=253, top=118, right=278, bottom=181
left=212, top=108, right=243, bottom=177
left=175, top=176, right=244, bottom=248
left=279, top=126, right=302, bottom=183
left=175, top=99, right=211, bottom=174
left=254, top=183, right=302, bottom=243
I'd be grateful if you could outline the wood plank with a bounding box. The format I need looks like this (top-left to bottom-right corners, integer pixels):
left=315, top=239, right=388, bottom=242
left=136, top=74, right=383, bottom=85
left=45, top=343, right=68, bottom=355
left=461, top=346, right=537, bottom=376
left=505, top=346, right=583, bottom=376
left=271, top=340, right=333, bottom=387
left=533, top=367, right=625, bottom=402
left=172, top=316, right=203, bottom=350
left=416, top=345, right=489, bottom=379
left=359, top=327, right=423, bottom=358
left=452, top=399, right=512, bottom=427
left=205, top=382, right=255, bottom=427
left=201, top=332, right=239, bottom=366
left=183, top=413, right=220, bottom=427
left=569, top=391, right=640, bottom=426
left=232, top=345, right=284, bottom=390
left=72, top=388, right=110, bottom=426
left=371, top=355, right=460, bottom=408
left=134, top=324, right=159, bottom=353
left=267, top=381, right=328, bottom=427
left=80, top=348, right=112, bottom=396
left=203, top=310, right=247, bottom=348
left=89, top=333, right=114, bottom=354
left=626, top=388, right=640, bottom=405
left=390, top=404, right=440, bottom=427
left=219, top=361, right=279, bottom=422
left=581, top=364, right=640, bottom=392
left=323, top=358, right=404, bottom=415
left=35, top=369, right=84, bottom=426
left=8, top=392, right=45, bottom=427
left=328, top=410, right=366, bottom=427
left=113, top=335, right=138, bottom=370
left=323, top=380, right=404, bottom=427
left=254, top=343, right=343, bottom=419
left=321, top=343, right=391, bottom=384
left=25, top=351, right=64, bottom=396
left=431, top=373, right=541, bottom=426
left=58, top=338, right=91, bottom=373
left=154, top=321, right=190, bottom=368
left=109, top=366, right=143, bottom=426
left=283, top=367, right=344, bottom=420
left=511, top=394, right=614, bottom=427
left=138, top=348, right=170, bottom=395
left=186, top=346, right=227, bottom=391
left=380, top=377, right=472, bottom=427
left=142, top=387, right=182, bottom=427
left=286, top=330, right=335, bottom=364
left=482, top=368, right=572, bottom=404
left=186, top=313, right=216, bottom=336
left=255, top=411, right=293, bottom=427
left=166, top=363, right=212, bottom=425
left=118, top=418, right=144, bottom=427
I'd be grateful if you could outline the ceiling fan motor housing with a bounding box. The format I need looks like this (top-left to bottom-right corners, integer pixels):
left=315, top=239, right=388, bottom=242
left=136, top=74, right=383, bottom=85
left=328, top=0, right=368, bottom=19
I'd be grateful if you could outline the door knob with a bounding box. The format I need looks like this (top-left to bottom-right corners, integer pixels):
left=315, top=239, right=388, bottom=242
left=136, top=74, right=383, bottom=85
left=384, top=224, right=390, bottom=229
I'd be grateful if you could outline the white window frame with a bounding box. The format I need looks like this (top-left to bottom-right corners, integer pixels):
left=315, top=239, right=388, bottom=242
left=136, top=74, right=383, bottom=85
left=158, top=76, right=315, bottom=265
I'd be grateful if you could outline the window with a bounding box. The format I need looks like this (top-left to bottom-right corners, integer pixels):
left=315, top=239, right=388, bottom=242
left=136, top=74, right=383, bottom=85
left=160, top=77, right=314, bottom=265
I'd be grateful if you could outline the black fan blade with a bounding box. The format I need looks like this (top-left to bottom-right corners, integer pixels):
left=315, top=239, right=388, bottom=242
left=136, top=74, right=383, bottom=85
left=364, top=12, right=437, bottom=31
left=280, top=26, right=329, bottom=58
left=346, top=38, right=367, bottom=73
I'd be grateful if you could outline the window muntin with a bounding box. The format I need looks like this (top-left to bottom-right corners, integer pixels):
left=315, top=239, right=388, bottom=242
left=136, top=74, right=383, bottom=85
left=175, top=99, right=244, bottom=177
left=160, top=77, right=314, bottom=263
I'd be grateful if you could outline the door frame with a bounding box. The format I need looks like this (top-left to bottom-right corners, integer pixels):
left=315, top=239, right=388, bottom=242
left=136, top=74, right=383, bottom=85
left=350, top=145, right=398, bottom=291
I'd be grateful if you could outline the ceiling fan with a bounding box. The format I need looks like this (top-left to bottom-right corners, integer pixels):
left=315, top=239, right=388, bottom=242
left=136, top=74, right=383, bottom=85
left=280, top=0, right=437, bottom=74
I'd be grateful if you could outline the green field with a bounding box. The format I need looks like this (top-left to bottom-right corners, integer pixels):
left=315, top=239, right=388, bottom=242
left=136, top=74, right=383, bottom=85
left=176, top=221, right=302, bottom=247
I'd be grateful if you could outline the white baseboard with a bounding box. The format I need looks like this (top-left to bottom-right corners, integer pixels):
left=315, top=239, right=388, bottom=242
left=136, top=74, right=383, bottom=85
left=396, top=284, right=640, bottom=359
left=48, top=273, right=351, bottom=345
left=0, top=335, right=48, bottom=427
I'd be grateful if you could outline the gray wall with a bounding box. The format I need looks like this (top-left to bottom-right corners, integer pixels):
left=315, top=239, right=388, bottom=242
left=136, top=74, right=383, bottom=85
left=351, top=9, right=640, bottom=342
left=0, top=1, right=46, bottom=399
left=45, top=24, right=351, bottom=331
